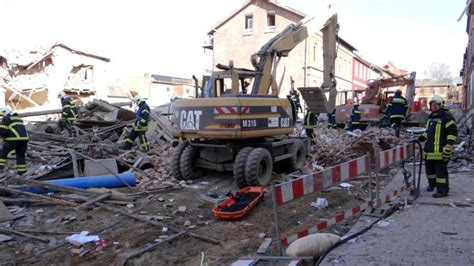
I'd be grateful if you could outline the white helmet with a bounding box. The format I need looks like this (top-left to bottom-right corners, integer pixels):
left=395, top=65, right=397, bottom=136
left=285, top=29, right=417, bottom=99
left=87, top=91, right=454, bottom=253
left=57, top=91, right=66, bottom=99
left=132, top=94, right=143, bottom=105
left=0, top=108, right=11, bottom=116
left=429, top=95, right=443, bottom=105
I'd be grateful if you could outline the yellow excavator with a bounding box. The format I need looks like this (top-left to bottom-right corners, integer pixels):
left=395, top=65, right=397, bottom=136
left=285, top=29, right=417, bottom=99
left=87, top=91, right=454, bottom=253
left=170, top=15, right=338, bottom=188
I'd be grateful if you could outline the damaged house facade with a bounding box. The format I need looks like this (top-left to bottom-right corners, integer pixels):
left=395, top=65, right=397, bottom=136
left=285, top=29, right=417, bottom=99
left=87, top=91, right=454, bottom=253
left=0, top=44, right=113, bottom=111
left=204, top=0, right=386, bottom=105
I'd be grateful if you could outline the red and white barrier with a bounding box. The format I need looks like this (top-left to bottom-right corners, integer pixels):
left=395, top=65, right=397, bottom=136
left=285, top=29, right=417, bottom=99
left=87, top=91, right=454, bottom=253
left=376, top=144, right=414, bottom=170
left=280, top=184, right=408, bottom=246
left=274, top=155, right=370, bottom=205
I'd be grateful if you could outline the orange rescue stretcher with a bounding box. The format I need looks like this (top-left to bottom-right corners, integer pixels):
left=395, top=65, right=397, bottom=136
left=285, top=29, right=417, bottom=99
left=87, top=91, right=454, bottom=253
left=212, top=186, right=266, bottom=220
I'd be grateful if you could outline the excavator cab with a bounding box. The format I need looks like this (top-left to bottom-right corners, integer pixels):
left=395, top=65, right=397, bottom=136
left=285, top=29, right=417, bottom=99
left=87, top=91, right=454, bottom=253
left=199, top=65, right=257, bottom=98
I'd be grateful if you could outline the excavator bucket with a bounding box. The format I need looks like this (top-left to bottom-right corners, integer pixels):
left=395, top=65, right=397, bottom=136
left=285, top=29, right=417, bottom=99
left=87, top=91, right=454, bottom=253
left=296, top=15, right=338, bottom=114
left=297, top=86, right=337, bottom=114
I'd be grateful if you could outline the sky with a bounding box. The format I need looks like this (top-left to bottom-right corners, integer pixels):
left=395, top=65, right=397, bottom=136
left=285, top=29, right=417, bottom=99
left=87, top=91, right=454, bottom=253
left=0, top=0, right=468, bottom=79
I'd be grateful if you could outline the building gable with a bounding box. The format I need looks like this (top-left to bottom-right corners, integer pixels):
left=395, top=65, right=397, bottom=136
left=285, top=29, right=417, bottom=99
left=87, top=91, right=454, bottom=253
left=208, top=0, right=305, bottom=35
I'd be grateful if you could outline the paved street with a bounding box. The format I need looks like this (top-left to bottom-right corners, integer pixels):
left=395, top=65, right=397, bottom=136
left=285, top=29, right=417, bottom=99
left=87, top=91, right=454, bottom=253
left=323, top=164, right=474, bottom=265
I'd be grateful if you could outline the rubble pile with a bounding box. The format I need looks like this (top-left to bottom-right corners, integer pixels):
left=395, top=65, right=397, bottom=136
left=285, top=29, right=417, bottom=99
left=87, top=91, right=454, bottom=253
left=308, top=126, right=412, bottom=169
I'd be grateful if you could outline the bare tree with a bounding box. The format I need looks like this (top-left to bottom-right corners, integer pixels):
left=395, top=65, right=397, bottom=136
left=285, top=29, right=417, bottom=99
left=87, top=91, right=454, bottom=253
left=424, top=62, right=453, bottom=84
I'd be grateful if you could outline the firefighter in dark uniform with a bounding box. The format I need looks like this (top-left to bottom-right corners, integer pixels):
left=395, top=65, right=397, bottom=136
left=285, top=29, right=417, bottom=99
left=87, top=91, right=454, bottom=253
left=304, top=109, right=317, bottom=143
left=0, top=108, right=29, bottom=175
left=348, top=102, right=361, bottom=131
left=328, top=109, right=337, bottom=129
left=123, top=95, right=150, bottom=151
left=418, top=95, right=458, bottom=198
left=387, top=89, right=408, bottom=137
left=57, top=91, right=77, bottom=137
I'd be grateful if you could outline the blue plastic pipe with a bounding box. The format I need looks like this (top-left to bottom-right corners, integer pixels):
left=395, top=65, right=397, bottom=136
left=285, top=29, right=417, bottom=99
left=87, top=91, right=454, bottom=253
left=24, top=172, right=136, bottom=194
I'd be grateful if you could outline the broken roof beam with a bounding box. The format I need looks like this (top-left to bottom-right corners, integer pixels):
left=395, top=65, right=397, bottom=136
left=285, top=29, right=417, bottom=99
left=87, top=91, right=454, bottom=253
left=17, top=101, right=132, bottom=117
left=3, top=83, right=40, bottom=107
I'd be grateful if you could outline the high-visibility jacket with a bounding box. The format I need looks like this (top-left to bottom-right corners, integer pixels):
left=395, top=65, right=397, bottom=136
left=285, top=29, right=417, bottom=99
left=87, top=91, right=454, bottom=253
left=304, top=111, right=317, bottom=129
left=0, top=113, right=29, bottom=141
left=419, top=109, right=457, bottom=160
left=387, top=94, right=407, bottom=119
left=351, top=106, right=361, bottom=125
left=133, top=101, right=150, bottom=131
left=61, top=97, right=77, bottom=124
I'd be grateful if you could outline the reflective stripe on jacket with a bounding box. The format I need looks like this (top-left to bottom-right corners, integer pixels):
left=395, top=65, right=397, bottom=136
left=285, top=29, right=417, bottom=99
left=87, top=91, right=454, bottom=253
left=0, top=114, right=29, bottom=141
left=388, top=94, right=408, bottom=119
left=61, top=97, right=77, bottom=123
left=134, top=101, right=150, bottom=131
left=304, top=111, right=317, bottom=129
left=419, top=110, right=457, bottom=160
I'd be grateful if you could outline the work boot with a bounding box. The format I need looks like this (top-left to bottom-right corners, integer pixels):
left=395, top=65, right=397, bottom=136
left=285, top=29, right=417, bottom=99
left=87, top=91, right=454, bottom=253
left=426, top=186, right=435, bottom=192
left=432, top=191, right=448, bottom=198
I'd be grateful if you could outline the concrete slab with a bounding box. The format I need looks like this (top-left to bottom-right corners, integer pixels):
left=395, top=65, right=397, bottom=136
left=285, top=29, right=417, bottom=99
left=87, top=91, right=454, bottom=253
left=84, top=159, right=118, bottom=177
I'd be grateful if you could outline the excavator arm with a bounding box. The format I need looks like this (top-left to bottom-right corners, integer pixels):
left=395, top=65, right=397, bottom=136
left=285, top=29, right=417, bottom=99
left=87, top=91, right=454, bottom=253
left=362, top=72, right=416, bottom=111
left=297, top=14, right=339, bottom=114
left=250, top=22, right=308, bottom=95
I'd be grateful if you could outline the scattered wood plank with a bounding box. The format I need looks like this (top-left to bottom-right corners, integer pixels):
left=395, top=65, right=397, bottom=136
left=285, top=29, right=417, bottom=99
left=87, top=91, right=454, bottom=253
left=0, top=227, right=49, bottom=243
left=15, top=229, right=79, bottom=235
left=77, top=194, right=110, bottom=209
left=0, top=197, right=59, bottom=205
left=95, top=202, right=219, bottom=244
left=121, top=231, right=188, bottom=263
left=0, top=186, right=80, bottom=207
left=11, top=177, right=132, bottom=201
left=257, top=238, right=273, bottom=254
left=116, top=157, right=154, bottom=179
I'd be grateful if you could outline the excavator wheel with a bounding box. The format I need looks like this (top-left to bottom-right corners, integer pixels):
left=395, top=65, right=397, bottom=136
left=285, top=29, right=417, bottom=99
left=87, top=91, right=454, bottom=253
left=180, top=145, right=201, bottom=180
left=233, top=147, right=253, bottom=188
left=171, top=142, right=188, bottom=180
left=245, top=148, right=273, bottom=186
left=280, top=139, right=306, bottom=173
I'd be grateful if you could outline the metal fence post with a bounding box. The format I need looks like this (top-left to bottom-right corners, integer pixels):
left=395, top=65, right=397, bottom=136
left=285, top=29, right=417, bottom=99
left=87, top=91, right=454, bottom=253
left=271, top=183, right=283, bottom=255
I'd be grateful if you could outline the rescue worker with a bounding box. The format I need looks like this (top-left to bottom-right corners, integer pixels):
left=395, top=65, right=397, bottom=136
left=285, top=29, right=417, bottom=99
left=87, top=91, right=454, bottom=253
left=0, top=108, right=29, bottom=175
left=57, top=91, right=77, bottom=137
left=304, top=109, right=317, bottom=143
left=381, top=96, right=392, bottom=127
left=418, top=95, right=458, bottom=198
left=348, top=102, right=361, bottom=131
left=123, top=95, right=150, bottom=151
left=387, top=89, right=408, bottom=137
left=289, top=77, right=302, bottom=113
left=328, top=109, right=337, bottom=129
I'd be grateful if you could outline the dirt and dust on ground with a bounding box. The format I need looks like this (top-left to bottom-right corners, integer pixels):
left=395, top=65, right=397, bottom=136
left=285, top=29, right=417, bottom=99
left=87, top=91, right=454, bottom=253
left=0, top=104, right=419, bottom=265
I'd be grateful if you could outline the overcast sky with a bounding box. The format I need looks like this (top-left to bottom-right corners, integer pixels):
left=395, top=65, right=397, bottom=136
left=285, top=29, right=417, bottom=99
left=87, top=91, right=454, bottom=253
left=0, top=0, right=467, bottom=79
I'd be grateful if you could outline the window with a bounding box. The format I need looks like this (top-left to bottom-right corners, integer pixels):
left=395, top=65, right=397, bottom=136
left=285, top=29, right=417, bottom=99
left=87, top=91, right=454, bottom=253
left=355, top=62, right=359, bottom=78
left=185, top=88, right=191, bottom=95
left=245, top=14, right=253, bottom=34
left=313, top=43, right=318, bottom=62
left=266, top=12, right=275, bottom=32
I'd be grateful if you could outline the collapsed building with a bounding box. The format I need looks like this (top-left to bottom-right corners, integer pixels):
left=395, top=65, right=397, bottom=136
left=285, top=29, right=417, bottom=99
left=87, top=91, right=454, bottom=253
left=0, top=43, right=129, bottom=113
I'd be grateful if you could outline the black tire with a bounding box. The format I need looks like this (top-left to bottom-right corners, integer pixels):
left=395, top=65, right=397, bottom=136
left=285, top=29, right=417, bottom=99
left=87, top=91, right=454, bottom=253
left=280, top=139, right=306, bottom=173
left=245, top=148, right=273, bottom=186
left=180, top=145, right=200, bottom=180
left=171, top=142, right=188, bottom=180
left=233, top=147, right=253, bottom=188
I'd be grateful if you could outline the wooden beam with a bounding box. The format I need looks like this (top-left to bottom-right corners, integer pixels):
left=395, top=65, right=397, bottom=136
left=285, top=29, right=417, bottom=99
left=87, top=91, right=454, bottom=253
left=0, top=227, right=50, bottom=243
left=0, top=186, right=80, bottom=207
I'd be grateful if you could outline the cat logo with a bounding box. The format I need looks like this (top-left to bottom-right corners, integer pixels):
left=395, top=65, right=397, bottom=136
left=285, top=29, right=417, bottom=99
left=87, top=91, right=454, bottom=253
left=180, top=110, right=202, bottom=130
